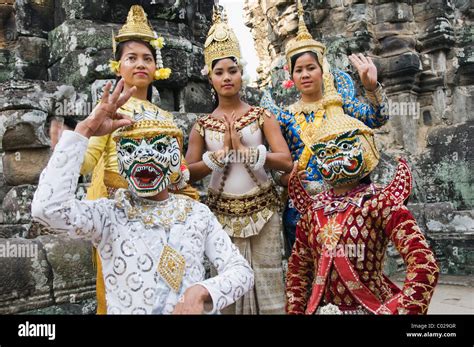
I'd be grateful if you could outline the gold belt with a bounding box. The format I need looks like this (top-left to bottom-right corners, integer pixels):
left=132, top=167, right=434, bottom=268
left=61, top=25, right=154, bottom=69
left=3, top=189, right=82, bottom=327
left=207, top=185, right=280, bottom=217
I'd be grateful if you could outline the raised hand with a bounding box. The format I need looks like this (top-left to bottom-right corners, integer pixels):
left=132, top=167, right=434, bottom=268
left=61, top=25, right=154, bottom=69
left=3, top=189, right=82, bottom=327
left=349, top=53, right=378, bottom=92
left=76, top=79, right=136, bottom=138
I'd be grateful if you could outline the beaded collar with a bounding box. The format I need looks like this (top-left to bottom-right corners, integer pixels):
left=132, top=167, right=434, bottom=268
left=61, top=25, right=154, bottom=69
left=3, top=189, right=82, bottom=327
left=313, top=183, right=377, bottom=215
left=114, top=190, right=194, bottom=229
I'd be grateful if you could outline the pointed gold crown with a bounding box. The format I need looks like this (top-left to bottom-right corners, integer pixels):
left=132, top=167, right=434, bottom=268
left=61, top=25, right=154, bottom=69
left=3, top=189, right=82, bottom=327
left=301, top=59, right=380, bottom=173
left=113, top=99, right=183, bottom=148
left=114, top=5, right=156, bottom=48
left=285, top=0, right=326, bottom=72
left=204, top=5, right=241, bottom=73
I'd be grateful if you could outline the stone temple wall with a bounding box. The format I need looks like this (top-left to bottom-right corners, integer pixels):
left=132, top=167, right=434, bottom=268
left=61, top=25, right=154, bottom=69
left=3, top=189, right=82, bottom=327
left=0, top=0, right=472, bottom=314
left=244, top=0, right=473, bottom=275
left=0, top=0, right=215, bottom=314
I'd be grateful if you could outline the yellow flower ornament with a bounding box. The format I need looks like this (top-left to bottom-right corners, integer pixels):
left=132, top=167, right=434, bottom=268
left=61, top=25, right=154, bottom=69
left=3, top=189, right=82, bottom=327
left=109, top=60, right=121, bottom=74
left=154, top=68, right=172, bottom=80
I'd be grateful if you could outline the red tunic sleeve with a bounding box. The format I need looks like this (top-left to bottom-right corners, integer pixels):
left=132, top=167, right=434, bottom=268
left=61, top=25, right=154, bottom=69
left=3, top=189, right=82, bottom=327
left=384, top=205, right=440, bottom=314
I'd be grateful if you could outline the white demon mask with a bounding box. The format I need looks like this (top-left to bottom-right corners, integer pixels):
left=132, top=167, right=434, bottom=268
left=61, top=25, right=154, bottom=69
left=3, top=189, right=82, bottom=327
left=116, top=134, right=181, bottom=197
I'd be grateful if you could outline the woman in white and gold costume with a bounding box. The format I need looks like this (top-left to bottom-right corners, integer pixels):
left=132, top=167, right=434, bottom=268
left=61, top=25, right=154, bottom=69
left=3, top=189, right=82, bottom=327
left=186, top=7, right=293, bottom=314
left=79, top=5, right=198, bottom=314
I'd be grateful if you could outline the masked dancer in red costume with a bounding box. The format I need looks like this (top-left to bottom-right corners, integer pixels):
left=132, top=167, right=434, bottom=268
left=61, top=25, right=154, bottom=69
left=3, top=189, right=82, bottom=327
left=285, top=59, right=439, bottom=315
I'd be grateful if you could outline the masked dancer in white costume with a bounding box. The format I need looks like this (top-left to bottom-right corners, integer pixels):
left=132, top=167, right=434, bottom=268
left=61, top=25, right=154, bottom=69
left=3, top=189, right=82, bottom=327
left=31, top=77, right=254, bottom=314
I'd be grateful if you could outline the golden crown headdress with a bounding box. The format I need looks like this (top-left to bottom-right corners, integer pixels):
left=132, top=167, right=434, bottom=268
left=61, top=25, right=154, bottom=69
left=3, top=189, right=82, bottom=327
left=285, top=0, right=326, bottom=72
left=203, top=5, right=241, bottom=74
left=113, top=106, right=183, bottom=149
left=301, top=59, right=380, bottom=173
left=110, top=5, right=171, bottom=80
left=114, top=5, right=155, bottom=44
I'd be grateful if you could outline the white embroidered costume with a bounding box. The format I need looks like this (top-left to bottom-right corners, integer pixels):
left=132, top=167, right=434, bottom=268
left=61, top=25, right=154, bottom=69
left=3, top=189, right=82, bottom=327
left=31, top=130, right=254, bottom=314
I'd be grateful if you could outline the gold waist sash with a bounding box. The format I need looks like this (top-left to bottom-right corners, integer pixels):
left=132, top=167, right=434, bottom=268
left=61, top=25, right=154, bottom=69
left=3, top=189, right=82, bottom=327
left=207, top=183, right=280, bottom=217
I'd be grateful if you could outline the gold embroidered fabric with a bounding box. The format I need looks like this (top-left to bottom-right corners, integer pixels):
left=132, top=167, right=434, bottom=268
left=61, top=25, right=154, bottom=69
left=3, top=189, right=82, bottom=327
left=158, top=245, right=186, bottom=292
left=286, top=100, right=325, bottom=171
left=288, top=99, right=324, bottom=116
left=195, top=107, right=269, bottom=136
left=208, top=182, right=280, bottom=239
left=114, top=190, right=194, bottom=230
left=207, top=183, right=280, bottom=217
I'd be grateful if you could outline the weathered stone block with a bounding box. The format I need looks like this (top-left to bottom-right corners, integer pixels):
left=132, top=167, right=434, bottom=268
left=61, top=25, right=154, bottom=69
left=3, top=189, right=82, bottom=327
left=37, top=235, right=95, bottom=305
left=3, top=148, right=51, bottom=186
left=419, top=121, right=474, bottom=209
left=0, top=49, right=13, bottom=82
left=19, top=298, right=96, bottom=315
left=1, top=185, right=36, bottom=225
left=378, top=52, right=422, bottom=80
left=150, top=19, right=194, bottom=42
left=0, top=238, right=53, bottom=314
left=49, top=48, right=113, bottom=91
left=11, top=36, right=48, bottom=80
left=1, top=109, right=50, bottom=151
left=345, top=4, right=371, bottom=23
left=425, top=203, right=474, bottom=233
left=0, top=2, right=16, bottom=50
left=378, top=35, right=417, bottom=57
left=374, top=3, right=414, bottom=24
left=0, top=80, right=81, bottom=116
left=418, top=121, right=474, bottom=208
left=48, top=19, right=119, bottom=65
left=159, top=47, right=191, bottom=88
left=0, top=224, right=30, bottom=239
left=407, top=203, right=427, bottom=230
left=188, top=44, right=207, bottom=83
left=373, top=21, right=417, bottom=40
left=14, top=0, right=55, bottom=38
left=452, top=86, right=474, bottom=123
left=54, top=0, right=110, bottom=24
left=171, top=111, right=203, bottom=152
left=424, top=202, right=456, bottom=232
left=181, top=82, right=213, bottom=114
left=430, top=235, right=474, bottom=275
left=419, top=18, right=455, bottom=52
left=156, top=87, right=175, bottom=112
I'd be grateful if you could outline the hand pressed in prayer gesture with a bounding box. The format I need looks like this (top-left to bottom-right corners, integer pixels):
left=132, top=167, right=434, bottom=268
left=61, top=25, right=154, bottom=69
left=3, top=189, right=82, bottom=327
left=222, top=113, right=233, bottom=151
left=348, top=53, right=378, bottom=92
left=76, top=79, right=136, bottom=138
left=224, top=111, right=247, bottom=152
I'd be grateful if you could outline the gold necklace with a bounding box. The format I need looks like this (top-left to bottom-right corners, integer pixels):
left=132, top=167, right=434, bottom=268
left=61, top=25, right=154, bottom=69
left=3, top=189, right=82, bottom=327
left=289, top=99, right=324, bottom=115
left=116, top=191, right=193, bottom=229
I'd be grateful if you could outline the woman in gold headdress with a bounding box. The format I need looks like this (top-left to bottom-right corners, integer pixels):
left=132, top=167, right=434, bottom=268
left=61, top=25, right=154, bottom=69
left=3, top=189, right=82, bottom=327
left=185, top=7, right=293, bottom=314
left=78, top=5, right=197, bottom=314
left=261, top=0, right=389, bottom=256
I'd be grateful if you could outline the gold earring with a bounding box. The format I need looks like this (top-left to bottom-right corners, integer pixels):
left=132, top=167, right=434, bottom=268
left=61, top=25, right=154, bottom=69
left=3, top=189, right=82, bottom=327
left=170, top=172, right=180, bottom=183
